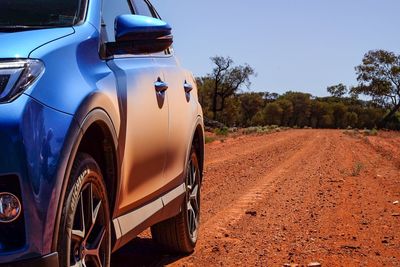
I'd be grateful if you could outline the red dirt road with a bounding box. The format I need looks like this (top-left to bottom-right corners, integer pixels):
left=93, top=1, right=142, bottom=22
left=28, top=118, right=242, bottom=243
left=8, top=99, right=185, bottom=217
left=112, top=130, right=400, bottom=266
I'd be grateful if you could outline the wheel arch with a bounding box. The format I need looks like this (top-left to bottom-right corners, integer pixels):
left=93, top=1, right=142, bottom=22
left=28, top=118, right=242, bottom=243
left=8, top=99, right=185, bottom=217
left=190, top=117, right=205, bottom=180
left=78, top=110, right=119, bottom=218
left=52, top=107, right=120, bottom=251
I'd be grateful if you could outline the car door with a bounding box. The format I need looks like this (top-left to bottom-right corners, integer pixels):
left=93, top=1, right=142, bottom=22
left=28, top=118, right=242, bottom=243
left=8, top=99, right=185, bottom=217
left=102, top=0, right=169, bottom=213
left=156, top=57, right=197, bottom=187
left=132, top=0, right=197, bottom=189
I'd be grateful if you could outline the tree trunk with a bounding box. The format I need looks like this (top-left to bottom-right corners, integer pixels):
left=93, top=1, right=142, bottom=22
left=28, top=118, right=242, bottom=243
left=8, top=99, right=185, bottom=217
left=212, top=81, right=219, bottom=120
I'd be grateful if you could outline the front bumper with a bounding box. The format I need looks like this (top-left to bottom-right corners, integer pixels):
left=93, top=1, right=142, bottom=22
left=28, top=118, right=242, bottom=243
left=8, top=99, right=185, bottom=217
left=0, top=94, right=77, bottom=263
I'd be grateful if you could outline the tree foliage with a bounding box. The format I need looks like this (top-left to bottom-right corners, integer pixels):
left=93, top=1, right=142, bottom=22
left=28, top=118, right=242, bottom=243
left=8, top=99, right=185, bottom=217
left=197, top=53, right=399, bottom=130
left=352, top=50, right=400, bottom=124
left=327, top=83, right=348, bottom=98
left=207, top=56, right=255, bottom=120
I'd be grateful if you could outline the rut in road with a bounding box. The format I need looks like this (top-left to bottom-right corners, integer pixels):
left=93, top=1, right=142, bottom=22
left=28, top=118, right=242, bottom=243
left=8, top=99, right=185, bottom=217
left=170, top=130, right=400, bottom=267
left=201, top=132, right=322, bottom=239
left=201, top=131, right=314, bottom=223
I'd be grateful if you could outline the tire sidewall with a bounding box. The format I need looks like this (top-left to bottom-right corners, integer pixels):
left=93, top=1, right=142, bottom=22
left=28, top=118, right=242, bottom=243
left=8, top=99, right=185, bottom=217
left=58, top=154, right=111, bottom=267
left=183, top=148, right=201, bottom=247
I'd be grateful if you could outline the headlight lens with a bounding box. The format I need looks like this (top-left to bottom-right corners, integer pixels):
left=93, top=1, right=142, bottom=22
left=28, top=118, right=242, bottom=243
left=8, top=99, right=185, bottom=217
left=0, top=59, right=44, bottom=103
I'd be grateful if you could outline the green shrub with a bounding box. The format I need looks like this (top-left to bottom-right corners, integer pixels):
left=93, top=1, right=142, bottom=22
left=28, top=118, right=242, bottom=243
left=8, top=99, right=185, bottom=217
left=205, top=136, right=217, bottom=144
left=352, top=162, right=364, bottom=176
left=214, top=127, right=229, bottom=136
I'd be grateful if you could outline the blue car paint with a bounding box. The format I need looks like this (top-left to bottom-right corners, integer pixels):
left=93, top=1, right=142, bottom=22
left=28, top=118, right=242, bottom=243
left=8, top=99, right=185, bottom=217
left=115, top=15, right=171, bottom=41
left=0, top=0, right=117, bottom=263
left=0, top=28, right=74, bottom=59
left=0, top=0, right=202, bottom=264
left=0, top=94, right=77, bottom=262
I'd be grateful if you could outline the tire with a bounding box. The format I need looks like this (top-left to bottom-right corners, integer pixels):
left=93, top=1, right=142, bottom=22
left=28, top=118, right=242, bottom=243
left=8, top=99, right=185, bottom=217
left=58, top=153, right=111, bottom=267
left=151, top=147, right=201, bottom=254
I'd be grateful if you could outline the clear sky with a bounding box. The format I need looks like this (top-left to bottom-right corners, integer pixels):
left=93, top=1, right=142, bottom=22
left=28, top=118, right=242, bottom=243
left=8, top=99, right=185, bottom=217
left=151, top=0, right=400, bottom=97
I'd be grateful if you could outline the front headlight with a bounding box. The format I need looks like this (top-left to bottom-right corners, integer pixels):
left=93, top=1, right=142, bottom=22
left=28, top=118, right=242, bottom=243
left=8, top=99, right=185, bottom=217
left=0, top=59, right=45, bottom=103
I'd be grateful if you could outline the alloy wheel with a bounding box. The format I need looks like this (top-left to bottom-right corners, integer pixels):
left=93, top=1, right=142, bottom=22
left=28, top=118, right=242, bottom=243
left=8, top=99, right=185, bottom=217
left=186, top=156, right=201, bottom=243
left=69, top=182, right=108, bottom=267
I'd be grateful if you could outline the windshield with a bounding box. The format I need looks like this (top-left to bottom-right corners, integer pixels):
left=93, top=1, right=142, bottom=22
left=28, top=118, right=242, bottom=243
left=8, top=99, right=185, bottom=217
left=0, top=0, right=83, bottom=29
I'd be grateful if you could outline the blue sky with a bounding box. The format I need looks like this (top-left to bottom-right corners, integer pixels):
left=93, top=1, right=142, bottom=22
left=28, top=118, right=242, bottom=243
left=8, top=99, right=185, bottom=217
left=151, top=0, right=400, bottom=97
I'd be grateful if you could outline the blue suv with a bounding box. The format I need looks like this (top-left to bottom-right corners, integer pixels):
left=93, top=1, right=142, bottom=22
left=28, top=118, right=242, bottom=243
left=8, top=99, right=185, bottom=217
left=0, top=0, right=204, bottom=266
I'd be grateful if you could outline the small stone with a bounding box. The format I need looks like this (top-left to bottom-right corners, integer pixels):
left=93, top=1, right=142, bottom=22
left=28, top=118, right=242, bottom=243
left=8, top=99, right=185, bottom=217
left=212, top=246, right=220, bottom=253
left=341, top=245, right=360, bottom=250
left=245, top=210, right=257, bottom=216
left=393, top=200, right=399, bottom=205
left=308, top=262, right=321, bottom=267
left=392, top=213, right=400, bottom=217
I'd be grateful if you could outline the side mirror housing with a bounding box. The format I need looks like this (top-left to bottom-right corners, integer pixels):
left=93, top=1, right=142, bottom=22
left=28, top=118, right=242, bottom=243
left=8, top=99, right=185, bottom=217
left=108, top=15, right=173, bottom=55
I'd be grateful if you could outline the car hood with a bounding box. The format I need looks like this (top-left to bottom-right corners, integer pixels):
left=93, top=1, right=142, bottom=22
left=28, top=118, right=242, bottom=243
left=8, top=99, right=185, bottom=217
left=0, top=27, right=75, bottom=58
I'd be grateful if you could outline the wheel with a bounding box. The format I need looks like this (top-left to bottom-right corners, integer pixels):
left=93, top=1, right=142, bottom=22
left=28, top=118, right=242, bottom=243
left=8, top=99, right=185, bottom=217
left=151, top=147, right=201, bottom=253
left=58, top=153, right=111, bottom=267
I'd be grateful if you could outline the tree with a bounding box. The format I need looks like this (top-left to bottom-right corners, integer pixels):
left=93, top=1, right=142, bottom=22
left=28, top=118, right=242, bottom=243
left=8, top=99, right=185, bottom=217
left=219, top=96, right=242, bottom=126
left=327, top=83, right=347, bottom=98
left=332, top=102, right=348, bottom=128
left=353, top=50, right=400, bottom=125
left=263, top=102, right=283, bottom=125
left=276, top=99, right=293, bottom=126
left=196, top=77, right=214, bottom=117
left=282, top=92, right=312, bottom=127
left=239, top=93, right=264, bottom=126
left=208, top=56, right=255, bottom=120
left=345, top=112, right=358, bottom=128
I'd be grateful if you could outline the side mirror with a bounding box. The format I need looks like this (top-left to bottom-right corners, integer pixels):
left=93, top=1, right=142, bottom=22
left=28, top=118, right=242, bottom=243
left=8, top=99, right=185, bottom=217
left=109, top=15, right=173, bottom=55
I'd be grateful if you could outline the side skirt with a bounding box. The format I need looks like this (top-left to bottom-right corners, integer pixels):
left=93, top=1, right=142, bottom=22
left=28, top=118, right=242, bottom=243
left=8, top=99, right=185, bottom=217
left=112, top=183, right=186, bottom=251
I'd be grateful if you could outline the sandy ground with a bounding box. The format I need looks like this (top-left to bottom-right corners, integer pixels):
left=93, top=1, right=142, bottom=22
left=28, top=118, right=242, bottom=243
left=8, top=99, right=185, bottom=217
left=112, top=129, right=400, bottom=267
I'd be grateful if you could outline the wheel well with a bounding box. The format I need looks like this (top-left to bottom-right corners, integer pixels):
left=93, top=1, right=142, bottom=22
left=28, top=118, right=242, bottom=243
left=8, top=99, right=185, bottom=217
left=77, top=122, right=118, bottom=214
left=192, top=125, right=205, bottom=179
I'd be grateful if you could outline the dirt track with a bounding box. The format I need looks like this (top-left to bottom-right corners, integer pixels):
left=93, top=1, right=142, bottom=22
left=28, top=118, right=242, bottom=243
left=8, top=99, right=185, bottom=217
left=112, top=130, right=400, bottom=267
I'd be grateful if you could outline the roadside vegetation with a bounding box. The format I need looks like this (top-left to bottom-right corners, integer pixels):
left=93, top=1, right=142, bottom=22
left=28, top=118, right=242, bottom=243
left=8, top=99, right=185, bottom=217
left=197, top=50, right=400, bottom=130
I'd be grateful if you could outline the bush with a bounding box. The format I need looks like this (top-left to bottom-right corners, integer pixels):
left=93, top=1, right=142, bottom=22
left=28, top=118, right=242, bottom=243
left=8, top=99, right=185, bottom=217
left=214, top=127, right=229, bottom=136
left=205, top=136, right=217, bottom=144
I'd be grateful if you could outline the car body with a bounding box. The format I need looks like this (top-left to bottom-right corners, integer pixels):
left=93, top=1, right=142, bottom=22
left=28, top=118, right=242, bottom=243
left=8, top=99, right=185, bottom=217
left=0, top=0, right=204, bottom=266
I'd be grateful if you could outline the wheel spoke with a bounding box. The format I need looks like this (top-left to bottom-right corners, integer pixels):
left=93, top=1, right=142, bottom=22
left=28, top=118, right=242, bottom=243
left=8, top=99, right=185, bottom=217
left=190, top=162, right=196, bottom=186
left=72, top=194, right=86, bottom=241
left=189, top=209, right=196, bottom=234
left=191, top=165, right=196, bottom=186
left=88, top=227, right=106, bottom=252
left=190, top=185, right=199, bottom=212
left=185, top=155, right=201, bottom=239
left=85, top=228, right=105, bottom=267
left=85, top=251, right=103, bottom=267
left=187, top=161, right=193, bottom=190
left=81, top=183, right=94, bottom=237
left=187, top=200, right=193, bottom=213
left=86, top=200, right=102, bottom=240
left=190, top=184, right=199, bottom=200
left=82, top=183, right=102, bottom=244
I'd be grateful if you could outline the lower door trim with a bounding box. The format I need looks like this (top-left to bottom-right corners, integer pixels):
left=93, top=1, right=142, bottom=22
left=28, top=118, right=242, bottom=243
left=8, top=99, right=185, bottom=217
left=113, top=183, right=186, bottom=240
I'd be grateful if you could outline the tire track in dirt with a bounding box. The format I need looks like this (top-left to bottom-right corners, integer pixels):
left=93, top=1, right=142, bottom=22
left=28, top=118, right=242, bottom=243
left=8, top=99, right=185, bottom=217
left=169, top=131, right=328, bottom=266
left=169, top=130, right=400, bottom=267
left=201, top=131, right=314, bottom=224
left=202, top=134, right=321, bottom=237
left=205, top=130, right=310, bottom=166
